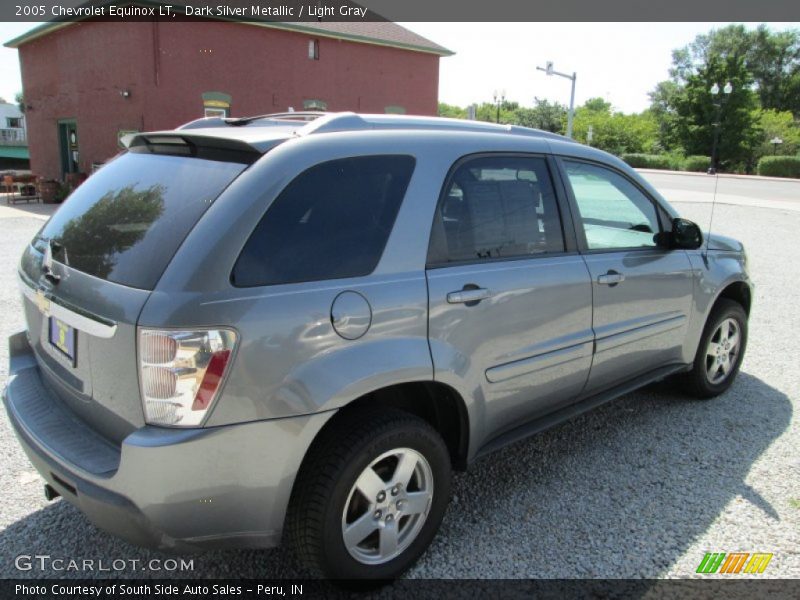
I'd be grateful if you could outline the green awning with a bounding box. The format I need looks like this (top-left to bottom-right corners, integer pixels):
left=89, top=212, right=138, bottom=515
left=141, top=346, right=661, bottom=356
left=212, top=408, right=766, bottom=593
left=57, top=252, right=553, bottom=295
left=0, top=146, right=29, bottom=159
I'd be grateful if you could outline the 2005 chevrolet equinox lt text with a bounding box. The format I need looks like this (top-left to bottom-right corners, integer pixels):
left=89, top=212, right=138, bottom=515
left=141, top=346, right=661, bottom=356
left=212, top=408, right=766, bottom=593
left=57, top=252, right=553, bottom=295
left=3, top=112, right=751, bottom=579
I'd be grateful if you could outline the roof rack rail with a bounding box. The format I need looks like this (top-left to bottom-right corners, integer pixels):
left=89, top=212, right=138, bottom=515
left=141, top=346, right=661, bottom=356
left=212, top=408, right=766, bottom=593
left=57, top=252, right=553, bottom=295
left=177, top=111, right=574, bottom=143
left=295, top=112, right=573, bottom=142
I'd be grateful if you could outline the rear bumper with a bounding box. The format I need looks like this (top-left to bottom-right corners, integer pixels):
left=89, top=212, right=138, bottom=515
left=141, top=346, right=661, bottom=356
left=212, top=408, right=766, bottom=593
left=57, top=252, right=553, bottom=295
left=3, top=331, right=334, bottom=552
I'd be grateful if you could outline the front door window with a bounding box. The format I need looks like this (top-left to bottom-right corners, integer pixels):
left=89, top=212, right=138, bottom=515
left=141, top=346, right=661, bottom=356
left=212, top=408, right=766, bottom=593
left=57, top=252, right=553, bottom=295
left=563, top=160, right=660, bottom=250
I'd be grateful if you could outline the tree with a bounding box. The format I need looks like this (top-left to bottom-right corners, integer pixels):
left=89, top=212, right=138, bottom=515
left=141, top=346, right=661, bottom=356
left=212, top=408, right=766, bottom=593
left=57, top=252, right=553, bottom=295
left=474, top=101, right=517, bottom=124
left=747, top=26, right=800, bottom=115
left=570, top=98, right=659, bottom=155
left=648, top=81, right=684, bottom=153
left=55, top=184, right=165, bottom=279
left=582, top=97, right=612, bottom=113
left=649, top=24, right=792, bottom=170
left=15, top=91, right=24, bottom=113
left=668, top=24, right=800, bottom=116
left=753, top=108, right=800, bottom=159
left=672, top=54, right=760, bottom=171
left=512, top=98, right=566, bottom=133
left=438, top=103, right=466, bottom=119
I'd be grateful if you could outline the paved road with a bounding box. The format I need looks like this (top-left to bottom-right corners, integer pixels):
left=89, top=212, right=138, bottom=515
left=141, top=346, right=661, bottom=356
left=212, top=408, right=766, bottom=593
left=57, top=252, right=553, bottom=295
left=639, top=170, right=800, bottom=213
left=0, top=175, right=798, bottom=580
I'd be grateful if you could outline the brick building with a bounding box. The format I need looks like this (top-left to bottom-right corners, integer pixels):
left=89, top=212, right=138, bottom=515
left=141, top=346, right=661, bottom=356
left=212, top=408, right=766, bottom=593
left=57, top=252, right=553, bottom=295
left=5, top=18, right=450, bottom=180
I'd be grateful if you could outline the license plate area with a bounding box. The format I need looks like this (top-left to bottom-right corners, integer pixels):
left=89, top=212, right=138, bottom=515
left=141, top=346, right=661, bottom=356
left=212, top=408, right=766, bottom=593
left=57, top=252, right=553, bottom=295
left=49, top=317, right=77, bottom=366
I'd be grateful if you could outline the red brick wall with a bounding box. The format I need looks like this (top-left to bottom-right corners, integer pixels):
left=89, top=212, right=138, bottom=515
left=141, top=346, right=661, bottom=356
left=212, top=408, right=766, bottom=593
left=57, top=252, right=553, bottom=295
left=18, top=20, right=440, bottom=179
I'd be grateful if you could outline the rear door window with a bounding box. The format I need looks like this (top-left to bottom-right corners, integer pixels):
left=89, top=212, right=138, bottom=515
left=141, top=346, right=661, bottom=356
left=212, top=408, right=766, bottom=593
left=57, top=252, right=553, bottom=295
left=232, top=155, right=415, bottom=287
left=427, top=155, right=565, bottom=264
left=35, top=151, right=248, bottom=290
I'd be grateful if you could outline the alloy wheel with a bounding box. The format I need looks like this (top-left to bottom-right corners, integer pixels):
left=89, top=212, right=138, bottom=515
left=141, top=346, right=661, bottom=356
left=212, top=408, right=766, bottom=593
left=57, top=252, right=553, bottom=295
left=341, top=447, right=434, bottom=565
left=705, top=317, right=741, bottom=385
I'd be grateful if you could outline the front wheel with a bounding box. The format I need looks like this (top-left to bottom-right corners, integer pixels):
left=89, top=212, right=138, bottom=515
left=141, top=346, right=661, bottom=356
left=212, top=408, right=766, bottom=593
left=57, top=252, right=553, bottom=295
left=681, top=298, right=748, bottom=398
left=287, top=409, right=452, bottom=579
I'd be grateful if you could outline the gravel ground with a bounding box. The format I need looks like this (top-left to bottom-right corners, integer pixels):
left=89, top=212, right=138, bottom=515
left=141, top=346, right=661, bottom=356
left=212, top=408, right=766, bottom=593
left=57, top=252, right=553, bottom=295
left=0, top=184, right=798, bottom=580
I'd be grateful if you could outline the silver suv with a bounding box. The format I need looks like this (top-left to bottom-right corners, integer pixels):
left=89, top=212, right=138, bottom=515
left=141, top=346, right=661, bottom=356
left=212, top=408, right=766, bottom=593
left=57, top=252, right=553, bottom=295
left=4, top=112, right=751, bottom=579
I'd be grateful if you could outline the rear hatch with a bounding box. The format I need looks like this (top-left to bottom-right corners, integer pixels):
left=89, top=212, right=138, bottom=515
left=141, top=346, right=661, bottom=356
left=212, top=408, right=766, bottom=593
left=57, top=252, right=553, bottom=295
left=18, top=136, right=256, bottom=444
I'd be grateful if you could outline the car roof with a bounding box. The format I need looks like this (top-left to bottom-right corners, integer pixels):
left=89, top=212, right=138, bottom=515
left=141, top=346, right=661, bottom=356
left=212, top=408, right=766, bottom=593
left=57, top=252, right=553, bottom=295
left=125, top=111, right=679, bottom=220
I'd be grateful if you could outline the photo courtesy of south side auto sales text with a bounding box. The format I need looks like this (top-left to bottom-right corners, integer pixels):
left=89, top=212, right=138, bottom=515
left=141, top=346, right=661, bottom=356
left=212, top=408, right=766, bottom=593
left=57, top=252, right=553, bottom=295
left=32, top=3, right=370, bottom=18
left=15, top=584, right=304, bottom=597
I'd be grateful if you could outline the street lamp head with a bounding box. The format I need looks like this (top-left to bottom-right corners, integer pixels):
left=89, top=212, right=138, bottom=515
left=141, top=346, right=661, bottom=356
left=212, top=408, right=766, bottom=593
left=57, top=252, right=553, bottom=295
left=723, top=82, right=733, bottom=95
left=710, top=83, right=720, bottom=95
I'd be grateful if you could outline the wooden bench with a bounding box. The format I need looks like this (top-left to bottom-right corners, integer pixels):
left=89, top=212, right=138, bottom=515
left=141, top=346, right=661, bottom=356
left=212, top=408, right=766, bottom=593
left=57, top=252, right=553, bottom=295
left=3, top=174, right=41, bottom=204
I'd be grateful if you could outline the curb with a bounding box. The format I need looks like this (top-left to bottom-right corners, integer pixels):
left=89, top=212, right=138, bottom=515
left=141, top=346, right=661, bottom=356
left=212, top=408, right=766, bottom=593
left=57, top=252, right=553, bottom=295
left=635, top=168, right=800, bottom=184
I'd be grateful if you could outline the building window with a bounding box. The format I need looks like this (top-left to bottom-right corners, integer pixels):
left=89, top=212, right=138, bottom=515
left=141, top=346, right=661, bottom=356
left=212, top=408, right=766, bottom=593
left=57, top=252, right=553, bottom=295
left=303, top=99, right=327, bottom=111
left=202, top=91, right=232, bottom=118
left=6, top=117, right=22, bottom=128
left=308, top=39, right=319, bottom=60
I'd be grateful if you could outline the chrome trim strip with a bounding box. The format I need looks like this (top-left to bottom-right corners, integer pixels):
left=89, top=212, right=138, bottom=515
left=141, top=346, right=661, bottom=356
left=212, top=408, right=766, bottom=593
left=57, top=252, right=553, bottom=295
left=595, top=314, right=686, bottom=354
left=486, top=341, right=593, bottom=384
left=17, top=272, right=118, bottom=339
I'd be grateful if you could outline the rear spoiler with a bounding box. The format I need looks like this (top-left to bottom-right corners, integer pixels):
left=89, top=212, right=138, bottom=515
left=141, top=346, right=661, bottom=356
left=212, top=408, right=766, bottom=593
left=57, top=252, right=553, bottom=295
left=125, top=132, right=266, bottom=164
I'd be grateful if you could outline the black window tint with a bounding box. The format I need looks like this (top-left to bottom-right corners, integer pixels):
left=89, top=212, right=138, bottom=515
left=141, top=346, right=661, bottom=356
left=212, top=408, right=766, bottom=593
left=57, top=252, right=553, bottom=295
left=36, top=152, right=247, bottom=290
left=428, top=156, right=564, bottom=264
left=232, top=155, right=415, bottom=287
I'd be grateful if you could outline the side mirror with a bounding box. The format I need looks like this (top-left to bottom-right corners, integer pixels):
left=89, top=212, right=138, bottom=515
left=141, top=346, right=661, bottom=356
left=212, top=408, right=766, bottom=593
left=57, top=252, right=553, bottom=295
left=671, top=218, right=703, bottom=249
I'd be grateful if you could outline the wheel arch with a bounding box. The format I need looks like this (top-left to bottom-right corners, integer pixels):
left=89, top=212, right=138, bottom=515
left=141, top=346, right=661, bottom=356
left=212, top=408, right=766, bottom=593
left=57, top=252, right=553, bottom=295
left=714, top=280, right=752, bottom=316
left=304, top=381, right=471, bottom=473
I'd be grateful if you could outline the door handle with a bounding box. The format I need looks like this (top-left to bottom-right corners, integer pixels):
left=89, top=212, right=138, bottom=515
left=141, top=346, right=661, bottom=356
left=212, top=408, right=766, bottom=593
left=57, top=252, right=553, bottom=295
left=597, top=270, right=625, bottom=286
left=447, top=287, right=492, bottom=304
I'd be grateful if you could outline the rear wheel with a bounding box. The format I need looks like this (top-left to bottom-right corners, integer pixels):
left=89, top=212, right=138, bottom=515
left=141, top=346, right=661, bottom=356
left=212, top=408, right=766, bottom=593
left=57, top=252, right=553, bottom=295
left=681, top=299, right=748, bottom=398
left=287, top=409, right=451, bottom=579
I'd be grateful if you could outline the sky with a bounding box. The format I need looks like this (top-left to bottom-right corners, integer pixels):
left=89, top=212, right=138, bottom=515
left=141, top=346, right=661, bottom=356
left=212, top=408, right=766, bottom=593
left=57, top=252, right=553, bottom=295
left=0, top=21, right=796, bottom=114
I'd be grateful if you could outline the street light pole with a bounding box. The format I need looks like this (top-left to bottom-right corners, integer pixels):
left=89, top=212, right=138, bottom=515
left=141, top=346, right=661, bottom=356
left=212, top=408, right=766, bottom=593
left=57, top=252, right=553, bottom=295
left=708, top=81, right=733, bottom=175
left=493, top=89, right=506, bottom=124
left=537, top=62, right=577, bottom=139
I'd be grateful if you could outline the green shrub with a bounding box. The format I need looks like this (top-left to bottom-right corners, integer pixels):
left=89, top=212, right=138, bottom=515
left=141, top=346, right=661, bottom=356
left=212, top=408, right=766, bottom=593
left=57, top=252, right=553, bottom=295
left=664, top=152, right=686, bottom=171
left=621, top=153, right=671, bottom=169
left=757, top=156, right=800, bottom=178
left=683, top=155, right=711, bottom=172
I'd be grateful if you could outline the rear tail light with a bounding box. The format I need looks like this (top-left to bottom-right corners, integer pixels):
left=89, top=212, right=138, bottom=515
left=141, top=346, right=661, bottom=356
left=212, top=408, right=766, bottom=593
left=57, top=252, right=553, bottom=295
left=138, top=328, right=237, bottom=427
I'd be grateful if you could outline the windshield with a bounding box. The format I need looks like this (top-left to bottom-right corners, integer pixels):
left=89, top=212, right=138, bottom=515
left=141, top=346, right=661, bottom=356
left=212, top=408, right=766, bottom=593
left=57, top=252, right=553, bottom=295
left=35, top=152, right=247, bottom=290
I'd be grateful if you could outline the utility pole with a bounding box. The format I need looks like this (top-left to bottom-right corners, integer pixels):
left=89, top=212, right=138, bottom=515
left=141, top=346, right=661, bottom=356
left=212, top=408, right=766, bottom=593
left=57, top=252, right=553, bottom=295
left=537, top=61, right=577, bottom=139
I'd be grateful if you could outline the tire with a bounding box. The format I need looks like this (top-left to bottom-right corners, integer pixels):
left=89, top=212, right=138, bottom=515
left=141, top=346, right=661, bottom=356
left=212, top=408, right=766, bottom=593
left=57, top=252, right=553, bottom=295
left=681, top=298, right=748, bottom=399
left=287, top=408, right=452, bottom=579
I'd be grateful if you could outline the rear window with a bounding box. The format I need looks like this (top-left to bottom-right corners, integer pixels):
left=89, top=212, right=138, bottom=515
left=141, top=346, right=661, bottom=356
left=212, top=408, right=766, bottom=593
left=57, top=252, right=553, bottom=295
left=35, top=151, right=247, bottom=290
left=232, top=155, right=415, bottom=287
